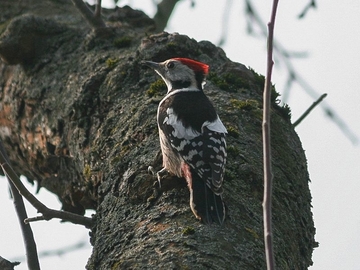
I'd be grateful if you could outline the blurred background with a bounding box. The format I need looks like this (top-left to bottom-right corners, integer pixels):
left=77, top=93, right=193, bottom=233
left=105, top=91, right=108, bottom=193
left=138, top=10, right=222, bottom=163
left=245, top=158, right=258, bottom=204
left=1, top=0, right=359, bottom=269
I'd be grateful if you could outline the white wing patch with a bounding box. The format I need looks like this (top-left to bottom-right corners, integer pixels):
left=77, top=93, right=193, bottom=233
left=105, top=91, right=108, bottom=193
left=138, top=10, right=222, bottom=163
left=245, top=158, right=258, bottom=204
left=202, top=117, right=227, bottom=134
left=163, top=108, right=201, bottom=139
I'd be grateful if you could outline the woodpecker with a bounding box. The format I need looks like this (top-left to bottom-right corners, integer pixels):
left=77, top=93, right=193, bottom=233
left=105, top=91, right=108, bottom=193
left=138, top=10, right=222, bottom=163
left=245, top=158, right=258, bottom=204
left=144, top=58, right=227, bottom=224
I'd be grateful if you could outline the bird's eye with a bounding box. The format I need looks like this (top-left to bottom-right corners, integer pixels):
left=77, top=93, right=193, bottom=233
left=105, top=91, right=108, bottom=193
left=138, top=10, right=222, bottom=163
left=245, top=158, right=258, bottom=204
left=167, top=62, right=175, bottom=69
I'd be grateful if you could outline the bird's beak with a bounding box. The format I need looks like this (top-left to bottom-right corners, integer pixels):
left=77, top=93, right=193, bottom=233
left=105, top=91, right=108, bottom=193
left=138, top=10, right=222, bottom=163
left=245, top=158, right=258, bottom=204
left=142, top=61, right=160, bottom=71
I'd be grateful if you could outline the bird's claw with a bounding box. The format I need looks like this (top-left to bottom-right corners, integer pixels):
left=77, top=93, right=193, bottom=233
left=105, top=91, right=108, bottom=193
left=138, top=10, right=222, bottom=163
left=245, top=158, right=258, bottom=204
left=148, top=166, right=168, bottom=188
left=148, top=166, right=156, bottom=175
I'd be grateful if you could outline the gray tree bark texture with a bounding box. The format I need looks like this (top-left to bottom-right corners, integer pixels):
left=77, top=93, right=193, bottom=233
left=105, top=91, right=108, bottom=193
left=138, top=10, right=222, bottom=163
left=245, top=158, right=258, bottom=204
left=0, top=1, right=316, bottom=269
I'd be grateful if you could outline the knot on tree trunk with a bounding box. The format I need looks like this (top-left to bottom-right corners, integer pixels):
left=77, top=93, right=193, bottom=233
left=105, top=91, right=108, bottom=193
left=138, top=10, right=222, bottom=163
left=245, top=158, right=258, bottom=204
left=0, top=14, right=66, bottom=65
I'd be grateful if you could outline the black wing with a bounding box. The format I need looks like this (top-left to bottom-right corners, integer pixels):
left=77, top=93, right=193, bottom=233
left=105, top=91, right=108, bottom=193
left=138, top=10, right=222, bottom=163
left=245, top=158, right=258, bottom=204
left=161, top=121, right=227, bottom=194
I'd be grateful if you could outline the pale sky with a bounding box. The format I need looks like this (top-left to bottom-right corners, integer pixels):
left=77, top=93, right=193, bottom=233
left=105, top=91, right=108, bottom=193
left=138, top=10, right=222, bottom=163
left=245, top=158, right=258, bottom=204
left=1, top=1, right=360, bottom=269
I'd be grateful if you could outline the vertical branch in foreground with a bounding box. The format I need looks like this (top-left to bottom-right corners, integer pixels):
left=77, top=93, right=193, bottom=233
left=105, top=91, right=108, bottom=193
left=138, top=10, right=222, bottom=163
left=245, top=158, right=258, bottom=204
left=262, top=1, right=279, bottom=269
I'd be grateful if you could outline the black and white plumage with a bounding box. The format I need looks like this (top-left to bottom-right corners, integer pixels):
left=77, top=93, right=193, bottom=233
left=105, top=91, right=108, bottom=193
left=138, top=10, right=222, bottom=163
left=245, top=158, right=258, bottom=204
left=144, top=58, right=227, bottom=224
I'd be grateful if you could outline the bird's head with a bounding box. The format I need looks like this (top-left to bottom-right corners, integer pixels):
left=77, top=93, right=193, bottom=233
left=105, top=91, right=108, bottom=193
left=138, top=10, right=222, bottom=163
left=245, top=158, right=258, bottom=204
left=144, top=58, right=209, bottom=92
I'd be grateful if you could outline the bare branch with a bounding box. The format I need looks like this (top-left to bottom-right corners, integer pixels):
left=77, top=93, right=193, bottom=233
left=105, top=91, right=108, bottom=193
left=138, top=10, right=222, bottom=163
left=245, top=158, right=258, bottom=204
left=0, top=256, right=20, bottom=270
left=38, top=239, right=87, bottom=258
left=281, top=72, right=295, bottom=103
left=262, top=0, right=279, bottom=269
left=0, top=141, right=40, bottom=270
left=245, top=0, right=359, bottom=144
left=24, top=216, right=46, bottom=223
left=293, top=93, right=327, bottom=127
left=217, top=0, right=233, bottom=46
left=95, top=0, right=102, bottom=18
left=153, top=0, right=180, bottom=32
left=71, top=0, right=106, bottom=29
left=0, top=147, right=94, bottom=228
left=11, top=238, right=88, bottom=262
left=298, top=0, right=317, bottom=19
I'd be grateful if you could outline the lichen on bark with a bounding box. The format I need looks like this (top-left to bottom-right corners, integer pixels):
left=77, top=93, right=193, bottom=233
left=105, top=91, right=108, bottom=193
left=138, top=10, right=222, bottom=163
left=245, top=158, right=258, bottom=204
left=0, top=1, right=316, bottom=269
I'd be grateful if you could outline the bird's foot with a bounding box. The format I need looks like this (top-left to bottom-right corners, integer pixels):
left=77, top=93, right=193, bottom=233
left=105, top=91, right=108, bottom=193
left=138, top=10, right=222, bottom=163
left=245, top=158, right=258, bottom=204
left=148, top=166, right=168, bottom=188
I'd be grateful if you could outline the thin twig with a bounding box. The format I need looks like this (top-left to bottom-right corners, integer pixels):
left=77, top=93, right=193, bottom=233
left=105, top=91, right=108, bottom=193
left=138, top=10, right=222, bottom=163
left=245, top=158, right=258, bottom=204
left=0, top=141, right=41, bottom=270
left=24, top=216, right=46, bottom=223
left=262, top=0, right=279, bottom=269
left=217, top=0, right=233, bottom=46
left=293, top=93, right=327, bottom=127
left=298, top=0, right=316, bottom=19
left=245, top=0, right=359, bottom=145
left=71, top=0, right=106, bottom=29
left=0, top=149, right=94, bottom=228
left=11, top=238, right=88, bottom=262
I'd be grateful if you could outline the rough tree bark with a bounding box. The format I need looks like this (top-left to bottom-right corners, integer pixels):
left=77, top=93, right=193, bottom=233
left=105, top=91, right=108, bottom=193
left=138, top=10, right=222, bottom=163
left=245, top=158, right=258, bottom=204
left=0, top=1, right=316, bottom=269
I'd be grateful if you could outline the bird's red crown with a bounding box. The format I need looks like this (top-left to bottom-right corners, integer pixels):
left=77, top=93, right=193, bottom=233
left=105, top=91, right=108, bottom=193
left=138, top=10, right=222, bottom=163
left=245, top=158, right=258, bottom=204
left=172, top=58, right=209, bottom=75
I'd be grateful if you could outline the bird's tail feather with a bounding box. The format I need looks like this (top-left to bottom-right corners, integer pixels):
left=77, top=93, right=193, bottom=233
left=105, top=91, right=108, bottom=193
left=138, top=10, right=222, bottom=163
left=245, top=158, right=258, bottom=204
left=190, top=170, right=225, bottom=225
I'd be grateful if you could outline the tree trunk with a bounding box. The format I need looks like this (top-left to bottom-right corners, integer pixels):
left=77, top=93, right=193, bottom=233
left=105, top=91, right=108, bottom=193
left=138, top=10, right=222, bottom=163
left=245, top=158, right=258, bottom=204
left=0, top=1, right=316, bottom=269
